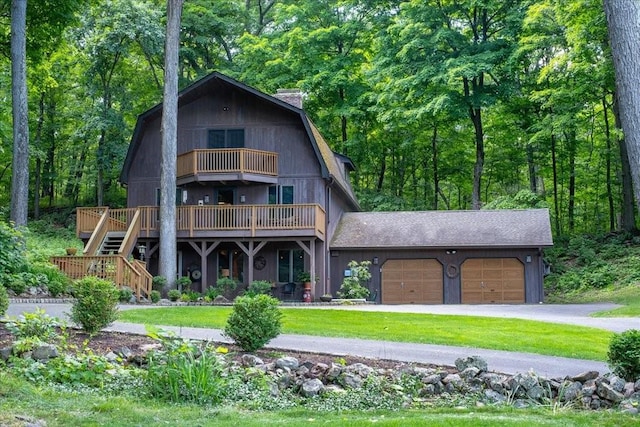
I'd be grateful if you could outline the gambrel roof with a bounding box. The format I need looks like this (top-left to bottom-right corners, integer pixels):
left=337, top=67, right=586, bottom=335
left=331, top=209, right=553, bottom=249
left=120, top=71, right=360, bottom=210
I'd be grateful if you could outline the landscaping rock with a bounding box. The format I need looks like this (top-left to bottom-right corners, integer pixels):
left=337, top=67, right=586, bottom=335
left=275, top=356, right=299, bottom=370
left=301, top=378, right=324, bottom=397
left=241, top=354, right=264, bottom=367
left=455, top=355, right=488, bottom=373
left=31, top=344, right=58, bottom=361
left=598, top=382, right=624, bottom=403
left=571, top=371, right=599, bottom=383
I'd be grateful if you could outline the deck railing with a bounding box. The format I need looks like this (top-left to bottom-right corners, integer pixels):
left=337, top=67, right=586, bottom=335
left=77, top=204, right=326, bottom=238
left=177, top=148, right=278, bottom=178
left=50, top=255, right=152, bottom=300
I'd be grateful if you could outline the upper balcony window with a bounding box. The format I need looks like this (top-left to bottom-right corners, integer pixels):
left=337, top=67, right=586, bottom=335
left=208, top=129, right=245, bottom=149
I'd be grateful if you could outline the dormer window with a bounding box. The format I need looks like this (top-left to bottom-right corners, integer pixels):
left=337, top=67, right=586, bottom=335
left=208, top=129, right=244, bottom=148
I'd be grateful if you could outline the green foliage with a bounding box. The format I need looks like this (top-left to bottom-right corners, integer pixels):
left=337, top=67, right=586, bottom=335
left=146, top=331, right=227, bottom=404
left=608, top=330, right=640, bottom=381
left=176, top=276, right=192, bottom=291
left=152, top=276, right=167, bottom=291
left=5, top=308, right=60, bottom=342
left=338, top=260, right=371, bottom=299
left=0, top=221, right=27, bottom=277
left=0, top=285, right=8, bottom=316
left=224, top=294, right=282, bottom=352
left=149, top=290, right=161, bottom=303
left=245, top=280, right=273, bottom=297
left=180, top=290, right=200, bottom=302
left=167, top=289, right=181, bottom=302
left=206, top=277, right=238, bottom=299
left=483, top=190, right=548, bottom=210
left=69, top=277, right=119, bottom=335
left=29, top=262, right=70, bottom=297
left=544, top=233, right=640, bottom=299
left=118, top=286, right=134, bottom=303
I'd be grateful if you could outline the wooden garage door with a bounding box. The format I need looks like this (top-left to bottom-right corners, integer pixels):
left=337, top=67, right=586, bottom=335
left=382, top=259, right=443, bottom=304
left=461, top=258, right=525, bottom=303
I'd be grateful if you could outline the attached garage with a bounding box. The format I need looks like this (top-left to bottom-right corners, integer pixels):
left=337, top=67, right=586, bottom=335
left=461, top=258, right=525, bottom=303
left=329, top=209, right=553, bottom=304
left=381, top=259, right=443, bottom=304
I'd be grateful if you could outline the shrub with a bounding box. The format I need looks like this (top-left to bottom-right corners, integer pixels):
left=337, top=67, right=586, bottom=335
left=205, top=277, right=238, bottom=299
left=245, top=280, right=273, bottom=297
left=152, top=275, right=168, bottom=291
left=0, top=285, right=8, bottom=316
left=118, top=286, right=134, bottom=303
left=150, top=290, right=161, bottom=303
left=5, top=274, right=28, bottom=295
left=167, top=289, right=181, bottom=302
left=176, top=276, right=192, bottom=291
left=224, top=294, right=282, bottom=352
left=338, top=260, right=371, bottom=299
left=29, top=262, right=70, bottom=296
left=69, top=276, right=120, bottom=335
left=47, top=279, right=69, bottom=298
left=608, top=329, right=640, bottom=381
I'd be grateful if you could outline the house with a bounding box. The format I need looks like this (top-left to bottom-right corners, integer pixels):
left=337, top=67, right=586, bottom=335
left=53, top=71, right=553, bottom=304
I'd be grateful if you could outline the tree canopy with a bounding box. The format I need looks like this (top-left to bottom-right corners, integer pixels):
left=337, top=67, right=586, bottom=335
left=2, top=0, right=637, bottom=237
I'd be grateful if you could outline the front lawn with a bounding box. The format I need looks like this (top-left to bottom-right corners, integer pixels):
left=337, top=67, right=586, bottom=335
left=118, top=307, right=611, bottom=361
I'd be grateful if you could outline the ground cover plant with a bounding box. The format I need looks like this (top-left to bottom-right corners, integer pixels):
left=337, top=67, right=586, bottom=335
left=544, top=232, right=640, bottom=316
left=119, top=306, right=611, bottom=360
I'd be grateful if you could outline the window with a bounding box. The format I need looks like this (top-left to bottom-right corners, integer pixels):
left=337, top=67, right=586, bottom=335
left=278, top=249, right=304, bottom=283
left=269, top=185, right=294, bottom=204
left=208, top=129, right=245, bottom=149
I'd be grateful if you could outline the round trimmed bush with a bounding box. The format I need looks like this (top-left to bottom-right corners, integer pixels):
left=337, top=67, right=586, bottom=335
left=70, top=276, right=120, bottom=335
left=224, top=294, right=282, bottom=352
left=608, top=329, right=640, bottom=381
left=150, top=290, right=161, bottom=303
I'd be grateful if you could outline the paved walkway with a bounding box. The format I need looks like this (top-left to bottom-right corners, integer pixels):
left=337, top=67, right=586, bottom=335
left=6, top=302, right=633, bottom=378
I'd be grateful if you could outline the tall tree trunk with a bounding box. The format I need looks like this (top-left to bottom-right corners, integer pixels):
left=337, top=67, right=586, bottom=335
left=33, top=93, right=45, bottom=220
left=566, top=131, right=577, bottom=233
left=159, top=0, right=184, bottom=288
left=613, top=91, right=636, bottom=231
left=431, top=125, right=439, bottom=210
left=551, top=133, right=561, bottom=236
left=10, top=0, right=29, bottom=227
left=604, top=0, right=640, bottom=219
left=602, top=95, right=616, bottom=231
left=527, top=141, right=537, bottom=194
left=465, top=77, right=485, bottom=210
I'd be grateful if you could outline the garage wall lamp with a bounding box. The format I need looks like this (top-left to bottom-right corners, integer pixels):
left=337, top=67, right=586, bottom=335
left=446, top=249, right=457, bottom=254
left=525, top=255, right=532, bottom=263
left=372, top=256, right=379, bottom=265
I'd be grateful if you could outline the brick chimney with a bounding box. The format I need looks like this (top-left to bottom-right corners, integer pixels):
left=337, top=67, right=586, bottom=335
left=274, top=88, right=303, bottom=109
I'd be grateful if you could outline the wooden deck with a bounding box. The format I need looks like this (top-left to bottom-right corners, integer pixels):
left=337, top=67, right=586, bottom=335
left=77, top=204, right=326, bottom=239
left=176, top=148, right=278, bottom=184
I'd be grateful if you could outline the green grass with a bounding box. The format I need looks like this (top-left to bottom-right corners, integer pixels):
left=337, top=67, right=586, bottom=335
left=547, top=285, right=640, bottom=317
left=0, top=372, right=636, bottom=426
left=119, top=306, right=612, bottom=360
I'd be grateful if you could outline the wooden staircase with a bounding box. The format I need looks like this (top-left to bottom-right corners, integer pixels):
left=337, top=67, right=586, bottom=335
left=51, top=208, right=152, bottom=300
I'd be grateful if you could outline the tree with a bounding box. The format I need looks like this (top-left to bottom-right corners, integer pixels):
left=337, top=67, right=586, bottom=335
left=604, top=0, right=640, bottom=220
left=10, top=0, right=28, bottom=226
left=159, top=0, right=183, bottom=288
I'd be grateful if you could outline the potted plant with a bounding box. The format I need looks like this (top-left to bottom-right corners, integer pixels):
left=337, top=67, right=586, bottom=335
left=297, top=271, right=315, bottom=291
left=65, top=247, right=77, bottom=256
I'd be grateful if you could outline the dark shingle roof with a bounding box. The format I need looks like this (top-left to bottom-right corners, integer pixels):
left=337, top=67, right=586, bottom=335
left=330, top=209, right=553, bottom=249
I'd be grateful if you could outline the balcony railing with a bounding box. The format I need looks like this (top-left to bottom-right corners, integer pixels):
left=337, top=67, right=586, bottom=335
left=76, top=204, right=326, bottom=239
left=177, top=149, right=278, bottom=183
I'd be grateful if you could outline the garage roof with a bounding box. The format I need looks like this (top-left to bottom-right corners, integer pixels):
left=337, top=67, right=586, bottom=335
left=330, top=209, right=553, bottom=249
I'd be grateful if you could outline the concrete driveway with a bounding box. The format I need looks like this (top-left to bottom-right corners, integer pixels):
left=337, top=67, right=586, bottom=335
left=5, top=301, right=634, bottom=378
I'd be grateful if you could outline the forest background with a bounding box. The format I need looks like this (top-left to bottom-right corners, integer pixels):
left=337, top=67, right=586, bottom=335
left=0, top=0, right=632, bottom=239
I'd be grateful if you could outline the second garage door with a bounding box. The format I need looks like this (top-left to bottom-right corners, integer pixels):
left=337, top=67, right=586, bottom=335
left=461, top=258, right=525, bottom=303
left=382, top=259, right=443, bottom=304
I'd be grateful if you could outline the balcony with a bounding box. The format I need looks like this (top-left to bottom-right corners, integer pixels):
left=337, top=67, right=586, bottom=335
left=176, top=148, right=278, bottom=185
left=77, top=204, right=326, bottom=240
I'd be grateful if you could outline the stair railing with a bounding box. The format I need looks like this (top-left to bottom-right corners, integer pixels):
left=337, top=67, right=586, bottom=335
left=83, top=208, right=110, bottom=256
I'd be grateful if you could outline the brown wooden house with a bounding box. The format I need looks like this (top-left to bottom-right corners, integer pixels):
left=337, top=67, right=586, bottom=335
left=53, top=72, right=552, bottom=303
